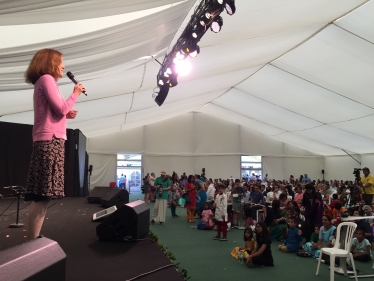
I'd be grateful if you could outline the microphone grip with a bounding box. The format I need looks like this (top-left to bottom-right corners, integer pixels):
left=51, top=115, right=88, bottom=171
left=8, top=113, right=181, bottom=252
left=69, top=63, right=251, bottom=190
left=72, top=79, right=87, bottom=96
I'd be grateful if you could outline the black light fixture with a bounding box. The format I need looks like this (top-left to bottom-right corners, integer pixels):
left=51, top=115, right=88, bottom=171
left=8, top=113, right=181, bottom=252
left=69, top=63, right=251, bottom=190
left=153, top=0, right=236, bottom=106
left=189, top=45, right=200, bottom=58
left=191, top=24, right=206, bottom=40
left=225, top=0, right=236, bottom=15
left=154, top=83, right=170, bottom=106
left=210, top=16, right=223, bottom=33
left=180, top=40, right=198, bottom=55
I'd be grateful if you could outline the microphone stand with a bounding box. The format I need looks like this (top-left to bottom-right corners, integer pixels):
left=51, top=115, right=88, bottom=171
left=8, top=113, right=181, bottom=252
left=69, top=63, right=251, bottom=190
left=9, top=186, right=25, bottom=228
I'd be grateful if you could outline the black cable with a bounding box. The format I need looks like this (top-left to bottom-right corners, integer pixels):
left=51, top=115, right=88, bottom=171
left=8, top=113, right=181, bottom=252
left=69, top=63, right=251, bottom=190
left=0, top=201, right=32, bottom=216
left=0, top=197, right=17, bottom=216
left=126, top=264, right=175, bottom=281
left=124, top=237, right=155, bottom=242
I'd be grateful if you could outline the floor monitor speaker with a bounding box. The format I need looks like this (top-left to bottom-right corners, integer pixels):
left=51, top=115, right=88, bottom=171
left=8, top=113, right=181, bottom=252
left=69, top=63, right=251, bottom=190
left=96, top=200, right=150, bottom=241
left=87, top=186, right=113, bottom=203
left=100, top=188, right=129, bottom=208
left=0, top=237, right=66, bottom=281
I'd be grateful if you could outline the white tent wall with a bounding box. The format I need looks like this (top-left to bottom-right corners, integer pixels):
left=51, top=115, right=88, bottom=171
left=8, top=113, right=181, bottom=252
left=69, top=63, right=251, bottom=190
left=88, top=154, right=117, bottom=190
left=324, top=155, right=364, bottom=182
left=262, top=157, right=324, bottom=181
left=87, top=112, right=329, bottom=182
left=142, top=155, right=239, bottom=180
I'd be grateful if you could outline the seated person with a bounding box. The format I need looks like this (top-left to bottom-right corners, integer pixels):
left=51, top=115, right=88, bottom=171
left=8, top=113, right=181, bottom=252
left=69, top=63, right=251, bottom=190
left=350, top=229, right=373, bottom=262
left=362, top=205, right=374, bottom=228
left=246, top=222, right=274, bottom=267
left=278, top=216, right=302, bottom=253
left=304, top=215, right=335, bottom=258
left=266, top=185, right=281, bottom=202
left=245, top=185, right=264, bottom=220
left=329, top=194, right=341, bottom=209
left=352, top=210, right=373, bottom=244
left=231, top=227, right=256, bottom=260
left=279, top=193, right=289, bottom=208
left=331, top=202, right=347, bottom=219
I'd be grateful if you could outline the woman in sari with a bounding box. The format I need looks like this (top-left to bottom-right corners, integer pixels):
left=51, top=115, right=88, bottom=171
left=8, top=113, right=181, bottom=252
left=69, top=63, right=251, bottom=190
left=304, top=215, right=335, bottom=258
left=265, top=200, right=286, bottom=241
left=293, top=185, right=303, bottom=207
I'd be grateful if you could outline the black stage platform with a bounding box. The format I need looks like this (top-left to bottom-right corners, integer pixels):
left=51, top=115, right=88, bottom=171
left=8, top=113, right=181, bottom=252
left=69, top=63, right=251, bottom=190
left=0, top=197, right=183, bottom=281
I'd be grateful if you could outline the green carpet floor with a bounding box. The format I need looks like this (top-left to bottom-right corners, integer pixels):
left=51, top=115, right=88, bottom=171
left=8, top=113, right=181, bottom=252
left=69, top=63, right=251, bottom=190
left=130, top=192, right=374, bottom=281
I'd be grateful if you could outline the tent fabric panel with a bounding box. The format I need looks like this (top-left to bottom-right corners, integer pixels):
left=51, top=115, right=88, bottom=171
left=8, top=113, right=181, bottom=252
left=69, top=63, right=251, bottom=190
left=0, top=0, right=188, bottom=25
left=236, top=64, right=374, bottom=123
left=213, top=88, right=322, bottom=131
left=193, top=113, right=241, bottom=155
left=144, top=113, right=194, bottom=154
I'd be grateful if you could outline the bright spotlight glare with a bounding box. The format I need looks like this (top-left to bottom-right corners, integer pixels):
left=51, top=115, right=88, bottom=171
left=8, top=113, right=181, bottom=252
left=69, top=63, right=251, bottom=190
left=225, top=4, right=233, bottom=15
left=211, top=21, right=221, bottom=33
left=175, top=60, right=191, bottom=76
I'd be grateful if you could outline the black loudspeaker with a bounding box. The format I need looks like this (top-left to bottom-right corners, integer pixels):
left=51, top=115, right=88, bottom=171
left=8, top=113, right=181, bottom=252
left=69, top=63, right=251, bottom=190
left=100, top=188, right=129, bottom=208
left=202, top=168, right=205, bottom=173
left=322, top=169, right=325, bottom=174
left=97, top=200, right=150, bottom=241
left=87, top=186, right=113, bottom=203
left=0, top=237, right=66, bottom=281
left=64, top=129, right=88, bottom=197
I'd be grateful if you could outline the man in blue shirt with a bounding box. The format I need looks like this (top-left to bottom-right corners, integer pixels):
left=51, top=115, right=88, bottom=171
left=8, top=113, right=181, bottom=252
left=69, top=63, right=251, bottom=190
left=301, top=174, right=312, bottom=183
left=248, top=185, right=264, bottom=220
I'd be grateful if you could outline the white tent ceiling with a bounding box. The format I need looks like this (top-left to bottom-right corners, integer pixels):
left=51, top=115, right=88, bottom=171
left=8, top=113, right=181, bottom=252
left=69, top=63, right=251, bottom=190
left=1, top=0, right=373, bottom=156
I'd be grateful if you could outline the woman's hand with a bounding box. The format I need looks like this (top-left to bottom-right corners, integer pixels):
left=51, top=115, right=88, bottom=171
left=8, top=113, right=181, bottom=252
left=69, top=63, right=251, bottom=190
left=73, top=82, right=86, bottom=95
left=66, top=110, right=78, bottom=119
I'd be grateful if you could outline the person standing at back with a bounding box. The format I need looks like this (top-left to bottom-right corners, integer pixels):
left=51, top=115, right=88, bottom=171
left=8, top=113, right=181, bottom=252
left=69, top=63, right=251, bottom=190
left=24, top=48, right=85, bottom=240
left=150, top=170, right=171, bottom=225
left=360, top=167, right=374, bottom=206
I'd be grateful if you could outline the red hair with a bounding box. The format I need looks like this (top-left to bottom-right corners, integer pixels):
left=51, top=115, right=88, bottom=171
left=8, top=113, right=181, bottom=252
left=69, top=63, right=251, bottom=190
left=25, top=49, right=62, bottom=84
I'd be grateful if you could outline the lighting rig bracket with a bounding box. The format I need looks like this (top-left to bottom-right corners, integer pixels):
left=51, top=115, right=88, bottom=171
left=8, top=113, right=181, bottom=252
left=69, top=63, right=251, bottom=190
left=153, top=0, right=236, bottom=106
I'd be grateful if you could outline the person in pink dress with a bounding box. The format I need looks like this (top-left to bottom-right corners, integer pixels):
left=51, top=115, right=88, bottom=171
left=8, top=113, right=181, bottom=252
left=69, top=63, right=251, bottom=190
left=185, top=175, right=197, bottom=223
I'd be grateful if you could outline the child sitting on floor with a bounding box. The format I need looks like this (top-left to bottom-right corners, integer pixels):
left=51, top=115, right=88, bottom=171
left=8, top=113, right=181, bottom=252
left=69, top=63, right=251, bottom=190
left=231, top=227, right=256, bottom=261
left=278, top=216, right=302, bottom=253
left=310, top=226, right=320, bottom=243
left=195, top=202, right=214, bottom=230
left=350, top=229, right=373, bottom=262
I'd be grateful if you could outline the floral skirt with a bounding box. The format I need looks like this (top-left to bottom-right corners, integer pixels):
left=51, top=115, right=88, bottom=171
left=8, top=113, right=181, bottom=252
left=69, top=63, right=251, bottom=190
left=25, top=137, right=65, bottom=201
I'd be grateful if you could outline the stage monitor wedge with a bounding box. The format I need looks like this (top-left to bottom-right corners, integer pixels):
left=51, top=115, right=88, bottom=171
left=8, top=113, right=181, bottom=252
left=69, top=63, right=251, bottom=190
left=100, top=188, right=129, bottom=208
left=97, top=200, right=150, bottom=241
left=0, top=237, right=66, bottom=281
left=87, top=186, right=114, bottom=204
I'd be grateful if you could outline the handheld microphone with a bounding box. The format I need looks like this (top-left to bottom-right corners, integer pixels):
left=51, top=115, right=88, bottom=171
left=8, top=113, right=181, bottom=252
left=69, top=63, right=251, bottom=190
left=66, top=71, right=87, bottom=96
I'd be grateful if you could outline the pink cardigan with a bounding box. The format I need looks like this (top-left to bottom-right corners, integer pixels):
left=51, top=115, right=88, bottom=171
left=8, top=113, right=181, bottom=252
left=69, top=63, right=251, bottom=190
left=32, top=74, right=78, bottom=141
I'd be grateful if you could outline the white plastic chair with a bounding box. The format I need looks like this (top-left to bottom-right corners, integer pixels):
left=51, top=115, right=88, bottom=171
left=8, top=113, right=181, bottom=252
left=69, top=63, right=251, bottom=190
left=316, top=222, right=358, bottom=281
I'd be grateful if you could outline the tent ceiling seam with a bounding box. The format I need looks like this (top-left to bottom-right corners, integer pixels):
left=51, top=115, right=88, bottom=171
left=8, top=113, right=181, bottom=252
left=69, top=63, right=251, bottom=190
left=269, top=64, right=374, bottom=111
left=208, top=102, right=286, bottom=133
left=232, top=87, right=325, bottom=125
left=333, top=22, right=374, bottom=45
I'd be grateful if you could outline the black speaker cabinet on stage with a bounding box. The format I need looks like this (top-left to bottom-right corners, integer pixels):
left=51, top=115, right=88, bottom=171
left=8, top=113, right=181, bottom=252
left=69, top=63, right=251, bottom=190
left=97, top=200, right=150, bottom=241
left=100, top=188, right=129, bottom=208
left=87, top=186, right=112, bottom=203
left=0, top=237, right=66, bottom=281
left=64, top=129, right=88, bottom=197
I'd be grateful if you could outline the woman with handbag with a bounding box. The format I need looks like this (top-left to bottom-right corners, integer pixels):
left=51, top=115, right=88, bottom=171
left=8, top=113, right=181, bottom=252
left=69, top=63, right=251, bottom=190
left=184, top=175, right=197, bottom=223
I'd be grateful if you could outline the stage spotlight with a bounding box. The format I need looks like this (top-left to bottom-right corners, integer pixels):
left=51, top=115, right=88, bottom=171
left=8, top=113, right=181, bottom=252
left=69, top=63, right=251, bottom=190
left=189, top=45, right=200, bottom=58
left=154, top=83, right=170, bottom=106
left=210, top=16, right=223, bottom=33
left=199, top=14, right=210, bottom=26
left=191, top=24, right=205, bottom=39
left=175, top=60, right=191, bottom=76
left=225, top=0, right=236, bottom=15
left=180, top=40, right=198, bottom=55
left=169, top=74, right=178, bottom=87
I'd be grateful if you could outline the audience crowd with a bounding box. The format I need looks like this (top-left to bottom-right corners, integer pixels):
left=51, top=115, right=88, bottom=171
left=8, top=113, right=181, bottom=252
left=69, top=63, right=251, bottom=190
left=143, top=168, right=374, bottom=268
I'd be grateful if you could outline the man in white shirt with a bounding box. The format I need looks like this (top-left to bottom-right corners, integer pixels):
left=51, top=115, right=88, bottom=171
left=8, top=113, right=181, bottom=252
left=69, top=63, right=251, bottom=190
left=266, top=185, right=281, bottom=202
left=250, top=173, right=257, bottom=181
left=206, top=180, right=215, bottom=201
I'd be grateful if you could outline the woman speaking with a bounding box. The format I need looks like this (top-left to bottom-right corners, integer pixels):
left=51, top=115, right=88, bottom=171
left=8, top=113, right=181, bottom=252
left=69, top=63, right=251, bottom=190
left=24, top=49, right=85, bottom=240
